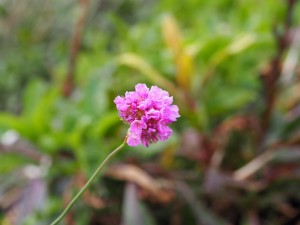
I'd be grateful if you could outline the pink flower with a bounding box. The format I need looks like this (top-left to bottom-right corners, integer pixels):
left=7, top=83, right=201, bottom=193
left=114, top=83, right=180, bottom=147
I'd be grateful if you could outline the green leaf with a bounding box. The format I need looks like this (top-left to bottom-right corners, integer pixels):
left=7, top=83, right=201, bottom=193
left=89, top=111, right=120, bottom=138
left=22, top=80, right=47, bottom=117
left=0, top=113, right=25, bottom=134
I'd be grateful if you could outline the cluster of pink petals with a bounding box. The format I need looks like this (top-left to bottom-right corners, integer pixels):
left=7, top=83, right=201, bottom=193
left=114, top=83, right=180, bottom=147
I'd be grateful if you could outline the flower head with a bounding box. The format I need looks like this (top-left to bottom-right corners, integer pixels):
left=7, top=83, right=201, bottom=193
left=114, top=83, right=180, bottom=147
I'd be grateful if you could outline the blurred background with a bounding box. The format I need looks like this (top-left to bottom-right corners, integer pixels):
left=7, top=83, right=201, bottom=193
left=1, top=0, right=300, bottom=224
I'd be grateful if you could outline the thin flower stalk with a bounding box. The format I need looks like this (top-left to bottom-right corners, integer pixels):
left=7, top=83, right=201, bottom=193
left=50, top=138, right=127, bottom=225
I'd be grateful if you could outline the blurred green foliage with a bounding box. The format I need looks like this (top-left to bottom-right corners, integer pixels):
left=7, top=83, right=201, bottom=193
left=1, top=0, right=300, bottom=225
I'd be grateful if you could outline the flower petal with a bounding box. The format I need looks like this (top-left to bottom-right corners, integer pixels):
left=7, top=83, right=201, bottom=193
left=127, top=134, right=141, bottom=146
left=135, top=83, right=149, bottom=99
left=114, top=96, right=128, bottom=111
left=161, top=105, right=180, bottom=123
left=157, top=123, right=172, bottom=141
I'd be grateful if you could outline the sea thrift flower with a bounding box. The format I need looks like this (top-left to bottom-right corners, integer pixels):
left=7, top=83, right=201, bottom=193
left=114, top=83, right=180, bottom=147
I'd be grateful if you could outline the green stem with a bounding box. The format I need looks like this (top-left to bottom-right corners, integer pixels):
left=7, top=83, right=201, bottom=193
left=50, top=138, right=127, bottom=225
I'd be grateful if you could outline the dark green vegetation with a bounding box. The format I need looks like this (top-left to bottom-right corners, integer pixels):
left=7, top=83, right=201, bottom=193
left=1, top=0, right=300, bottom=224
